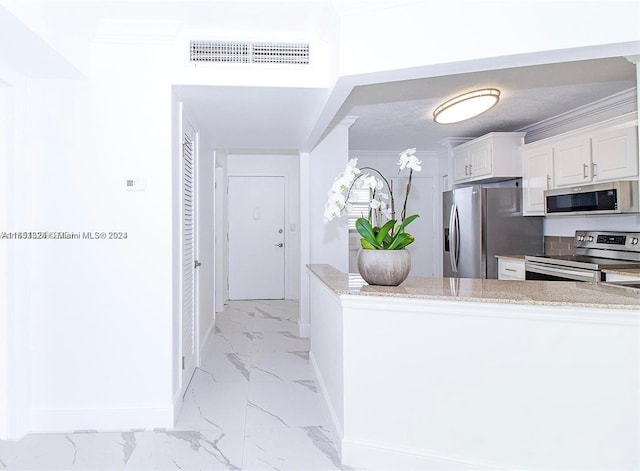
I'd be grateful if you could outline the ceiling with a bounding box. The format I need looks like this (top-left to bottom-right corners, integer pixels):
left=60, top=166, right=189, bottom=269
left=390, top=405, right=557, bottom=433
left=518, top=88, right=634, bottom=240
left=176, top=85, right=329, bottom=151
left=342, top=57, right=637, bottom=152
left=178, top=57, right=636, bottom=153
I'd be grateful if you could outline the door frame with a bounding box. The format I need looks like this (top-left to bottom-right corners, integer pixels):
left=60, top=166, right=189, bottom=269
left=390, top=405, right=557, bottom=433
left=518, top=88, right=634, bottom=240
left=214, top=166, right=225, bottom=313
left=226, top=172, right=291, bottom=300
left=179, top=117, right=200, bottom=396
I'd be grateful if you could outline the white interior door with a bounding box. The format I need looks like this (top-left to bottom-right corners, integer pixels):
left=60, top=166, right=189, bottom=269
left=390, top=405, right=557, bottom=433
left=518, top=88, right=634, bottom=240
left=228, top=176, right=285, bottom=300
left=181, top=124, right=197, bottom=391
left=391, top=177, right=435, bottom=277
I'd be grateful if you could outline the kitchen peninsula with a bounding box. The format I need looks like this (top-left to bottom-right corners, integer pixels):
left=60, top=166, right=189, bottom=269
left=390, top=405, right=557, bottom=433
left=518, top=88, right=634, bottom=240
left=307, top=264, right=639, bottom=470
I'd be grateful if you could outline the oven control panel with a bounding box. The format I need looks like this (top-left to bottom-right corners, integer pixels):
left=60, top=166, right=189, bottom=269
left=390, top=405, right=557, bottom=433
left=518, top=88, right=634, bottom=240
left=575, top=231, right=640, bottom=251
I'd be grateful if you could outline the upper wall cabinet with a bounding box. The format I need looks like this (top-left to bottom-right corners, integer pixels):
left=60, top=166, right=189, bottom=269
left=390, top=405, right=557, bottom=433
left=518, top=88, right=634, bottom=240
left=453, top=132, right=526, bottom=184
left=522, top=112, right=639, bottom=215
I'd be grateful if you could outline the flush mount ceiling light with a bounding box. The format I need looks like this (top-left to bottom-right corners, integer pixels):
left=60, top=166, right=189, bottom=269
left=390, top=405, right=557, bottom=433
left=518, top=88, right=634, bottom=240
left=433, top=88, right=501, bottom=124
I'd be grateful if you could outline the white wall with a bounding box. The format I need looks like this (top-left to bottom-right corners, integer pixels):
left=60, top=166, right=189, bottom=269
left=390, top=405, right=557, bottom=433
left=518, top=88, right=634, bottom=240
left=338, top=1, right=640, bottom=76
left=7, top=39, right=176, bottom=433
left=544, top=213, right=640, bottom=236
left=0, top=86, right=9, bottom=439
left=309, top=122, right=353, bottom=270
left=227, top=153, right=301, bottom=299
left=299, top=118, right=353, bottom=335
left=171, top=94, right=182, bottom=411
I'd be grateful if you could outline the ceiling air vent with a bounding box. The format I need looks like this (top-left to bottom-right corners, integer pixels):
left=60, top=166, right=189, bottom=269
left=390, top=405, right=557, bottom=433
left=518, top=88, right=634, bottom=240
left=189, top=40, right=309, bottom=65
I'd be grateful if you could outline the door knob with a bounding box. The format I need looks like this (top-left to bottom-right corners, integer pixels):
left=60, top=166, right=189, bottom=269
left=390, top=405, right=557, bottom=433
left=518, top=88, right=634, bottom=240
left=275, top=243, right=284, bottom=247
left=194, top=260, right=202, bottom=268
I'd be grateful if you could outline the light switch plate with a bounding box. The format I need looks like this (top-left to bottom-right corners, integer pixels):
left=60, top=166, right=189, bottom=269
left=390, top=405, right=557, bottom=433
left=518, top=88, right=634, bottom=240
left=126, top=177, right=147, bottom=191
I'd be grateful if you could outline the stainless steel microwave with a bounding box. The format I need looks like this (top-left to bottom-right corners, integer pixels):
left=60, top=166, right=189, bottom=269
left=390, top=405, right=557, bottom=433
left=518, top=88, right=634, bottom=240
left=544, top=181, right=639, bottom=216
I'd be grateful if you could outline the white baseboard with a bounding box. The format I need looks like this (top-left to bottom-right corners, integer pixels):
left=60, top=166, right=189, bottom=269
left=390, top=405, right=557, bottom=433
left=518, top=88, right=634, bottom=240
left=199, top=315, right=216, bottom=359
left=309, top=351, right=343, bottom=455
left=173, top=387, right=184, bottom=425
left=342, top=439, right=499, bottom=470
left=30, top=405, right=174, bottom=434
left=298, top=322, right=310, bottom=338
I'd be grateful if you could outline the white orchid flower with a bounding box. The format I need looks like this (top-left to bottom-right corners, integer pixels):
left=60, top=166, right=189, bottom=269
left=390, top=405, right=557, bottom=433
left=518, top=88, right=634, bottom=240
left=361, top=175, right=379, bottom=190
left=376, top=191, right=388, bottom=200
left=327, top=191, right=346, bottom=207
left=324, top=203, right=342, bottom=222
left=331, top=174, right=350, bottom=193
left=406, top=155, right=422, bottom=171
left=397, top=148, right=422, bottom=172
left=344, top=158, right=361, bottom=180
left=369, top=199, right=381, bottom=210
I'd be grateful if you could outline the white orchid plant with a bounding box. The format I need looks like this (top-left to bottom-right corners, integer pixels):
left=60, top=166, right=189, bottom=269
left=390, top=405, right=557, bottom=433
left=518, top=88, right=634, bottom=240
left=324, top=148, right=422, bottom=250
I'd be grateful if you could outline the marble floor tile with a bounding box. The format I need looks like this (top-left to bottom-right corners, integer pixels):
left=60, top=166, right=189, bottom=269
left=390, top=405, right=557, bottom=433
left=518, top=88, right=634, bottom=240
left=124, top=429, right=244, bottom=470
left=2, top=300, right=352, bottom=471
left=0, top=432, right=128, bottom=470
left=250, top=351, right=314, bottom=382
left=255, top=301, right=300, bottom=321
left=200, top=352, right=251, bottom=383
left=215, top=310, right=255, bottom=333
left=246, top=380, right=329, bottom=429
left=207, top=331, right=255, bottom=354
left=251, top=332, right=310, bottom=353
left=243, top=426, right=352, bottom=471
left=223, top=301, right=257, bottom=314
left=175, top=369, right=249, bottom=432
left=253, top=315, right=299, bottom=334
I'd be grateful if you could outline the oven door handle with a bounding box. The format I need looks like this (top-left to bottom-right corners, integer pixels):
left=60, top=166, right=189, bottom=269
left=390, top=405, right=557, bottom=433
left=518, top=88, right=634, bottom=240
left=525, top=261, right=598, bottom=282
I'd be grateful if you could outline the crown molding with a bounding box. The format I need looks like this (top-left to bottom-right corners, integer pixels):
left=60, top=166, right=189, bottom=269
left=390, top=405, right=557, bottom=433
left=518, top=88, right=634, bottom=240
left=517, top=87, right=637, bottom=143
left=438, top=137, right=474, bottom=150
left=349, top=149, right=439, bottom=159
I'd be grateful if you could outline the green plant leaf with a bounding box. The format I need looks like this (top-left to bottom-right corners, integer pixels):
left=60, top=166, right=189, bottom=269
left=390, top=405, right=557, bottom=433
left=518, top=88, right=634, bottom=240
left=375, top=219, right=397, bottom=245
left=396, top=214, right=419, bottom=234
left=360, top=238, right=376, bottom=249
left=355, top=217, right=382, bottom=249
left=388, top=232, right=415, bottom=250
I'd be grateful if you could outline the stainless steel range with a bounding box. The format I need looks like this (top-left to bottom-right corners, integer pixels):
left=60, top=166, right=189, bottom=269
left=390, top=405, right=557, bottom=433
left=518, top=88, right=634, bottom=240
left=525, top=231, right=640, bottom=282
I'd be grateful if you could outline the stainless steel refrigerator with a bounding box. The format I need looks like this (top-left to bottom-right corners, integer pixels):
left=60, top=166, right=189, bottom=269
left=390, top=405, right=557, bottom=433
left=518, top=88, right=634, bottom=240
left=443, top=185, right=543, bottom=279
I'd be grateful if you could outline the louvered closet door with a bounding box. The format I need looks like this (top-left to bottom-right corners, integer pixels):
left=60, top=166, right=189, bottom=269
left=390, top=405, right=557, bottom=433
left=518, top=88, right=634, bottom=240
left=182, top=127, right=197, bottom=389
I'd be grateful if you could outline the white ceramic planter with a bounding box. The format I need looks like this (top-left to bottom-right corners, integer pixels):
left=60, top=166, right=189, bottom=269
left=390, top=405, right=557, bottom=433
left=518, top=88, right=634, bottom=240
left=357, top=249, right=411, bottom=286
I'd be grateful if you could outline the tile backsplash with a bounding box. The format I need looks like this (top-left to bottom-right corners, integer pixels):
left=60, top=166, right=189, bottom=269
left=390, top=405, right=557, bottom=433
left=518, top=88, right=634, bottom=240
left=544, top=236, right=575, bottom=256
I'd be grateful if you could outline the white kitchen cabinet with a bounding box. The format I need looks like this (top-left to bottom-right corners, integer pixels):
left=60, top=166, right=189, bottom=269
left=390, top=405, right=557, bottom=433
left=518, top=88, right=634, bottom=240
left=591, top=125, right=639, bottom=181
left=453, top=132, right=525, bottom=183
left=497, top=257, right=525, bottom=280
left=553, top=136, right=591, bottom=187
left=522, top=145, right=553, bottom=215
left=521, top=112, right=639, bottom=215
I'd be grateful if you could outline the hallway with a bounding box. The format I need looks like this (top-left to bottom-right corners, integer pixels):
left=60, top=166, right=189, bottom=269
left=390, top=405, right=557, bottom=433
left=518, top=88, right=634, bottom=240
left=0, top=301, right=354, bottom=470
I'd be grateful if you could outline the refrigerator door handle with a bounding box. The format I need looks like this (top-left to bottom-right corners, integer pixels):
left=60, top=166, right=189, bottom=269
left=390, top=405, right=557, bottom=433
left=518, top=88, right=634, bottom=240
left=449, top=203, right=459, bottom=273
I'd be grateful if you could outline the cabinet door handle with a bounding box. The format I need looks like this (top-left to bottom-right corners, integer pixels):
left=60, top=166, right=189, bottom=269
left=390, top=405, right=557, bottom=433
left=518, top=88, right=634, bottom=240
left=464, top=164, right=468, bottom=176
left=583, top=163, right=589, bottom=179
left=591, top=162, right=597, bottom=177
left=504, top=268, right=517, bottom=272
left=546, top=174, right=550, bottom=190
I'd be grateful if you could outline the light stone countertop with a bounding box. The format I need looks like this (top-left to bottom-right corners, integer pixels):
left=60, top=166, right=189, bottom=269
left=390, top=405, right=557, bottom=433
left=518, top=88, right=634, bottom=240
left=494, top=254, right=527, bottom=261
left=307, top=264, right=640, bottom=310
left=602, top=268, right=640, bottom=278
